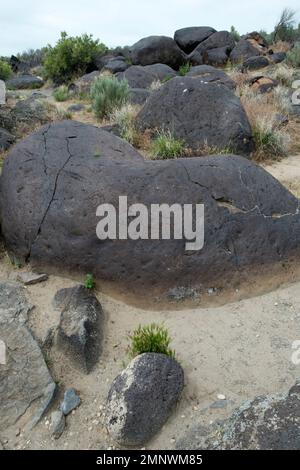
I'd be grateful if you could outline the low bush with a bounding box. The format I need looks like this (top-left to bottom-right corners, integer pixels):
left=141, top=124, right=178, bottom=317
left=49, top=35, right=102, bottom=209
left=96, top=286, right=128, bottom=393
left=90, top=76, right=130, bottom=119
left=128, top=323, right=176, bottom=359
left=111, top=104, right=141, bottom=146
left=179, top=62, right=190, bottom=76
left=0, top=59, right=12, bottom=81
left=43, top=32, right=107, bottom=84
left=53, top=85, right=70, bottom=102
left=150, top=130, right=184, bottom=159
left=84, top=274, right=95, bottom=289
left=286, top=43, right=300, bottom=68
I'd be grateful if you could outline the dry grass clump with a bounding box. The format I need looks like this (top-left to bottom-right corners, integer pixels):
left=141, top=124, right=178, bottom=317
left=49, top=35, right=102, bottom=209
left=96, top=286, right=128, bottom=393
left=240, top=88, right=290, bottom=162
left=110, top=103, right=141, bottom=147
left=149, top=80, right=162, bottom=91
left=268, top=63, right=295, bottom=87
left=270, top=41, right=292, bottom=53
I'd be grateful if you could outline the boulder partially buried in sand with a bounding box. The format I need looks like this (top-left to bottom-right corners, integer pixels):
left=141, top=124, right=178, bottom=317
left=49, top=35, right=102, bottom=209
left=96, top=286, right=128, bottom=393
left=0, top=120, right=300, bottom=298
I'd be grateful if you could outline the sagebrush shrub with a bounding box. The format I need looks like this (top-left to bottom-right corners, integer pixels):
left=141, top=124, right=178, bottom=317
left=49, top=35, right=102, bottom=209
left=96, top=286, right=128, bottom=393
left=286, top=43, right=300, bottom=68
left=0, top=59, right=12, bottom=81
left=128, top=323, right=176, bottom=359
left=43, top=32, right=107, bottom=84
left=150, top=130, right=184, bottom=159
left=53, top=85, right=70, bottom=102
left=90, top=76, right=130, bottom=119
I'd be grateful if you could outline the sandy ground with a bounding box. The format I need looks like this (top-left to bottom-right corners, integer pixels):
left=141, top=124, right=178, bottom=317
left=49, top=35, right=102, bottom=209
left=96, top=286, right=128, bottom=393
left=1, top=252, right=300, bottom=450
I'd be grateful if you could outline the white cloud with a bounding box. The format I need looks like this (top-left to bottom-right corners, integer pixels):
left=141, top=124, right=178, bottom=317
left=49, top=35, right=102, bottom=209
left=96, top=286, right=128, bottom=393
left=0, top=0, right=299, bottom=56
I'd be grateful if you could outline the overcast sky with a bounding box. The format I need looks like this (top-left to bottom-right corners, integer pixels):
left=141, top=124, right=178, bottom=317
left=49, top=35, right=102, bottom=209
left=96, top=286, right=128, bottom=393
left=0, top=0, right=299, bottom=56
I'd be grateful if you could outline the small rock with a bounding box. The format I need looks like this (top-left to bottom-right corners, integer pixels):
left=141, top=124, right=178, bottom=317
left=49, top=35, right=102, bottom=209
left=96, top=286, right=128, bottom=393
left=217, top=394, right=226, bottom=400
left=67, top=104, right=85, bottom=112
left=210, top=400, right=229, bottom=409
left=50, top=410, right=65, bottom=439
left=16, top=271, right=48, bottom=286
left=61, top=388, right=81, bottom=416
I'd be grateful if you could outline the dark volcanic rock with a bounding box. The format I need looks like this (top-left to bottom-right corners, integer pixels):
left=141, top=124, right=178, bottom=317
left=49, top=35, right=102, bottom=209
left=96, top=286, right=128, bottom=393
left=249, top=76, right=278, bottom=94
left=103, top=58, right=129, bottom=74
left=136, top=76, right=251, bottom=153
left=106, top=353, right=184, bottom=446
left=0, top=127, right=15, bottom=150
left=1, top=121, right=300, bottom=297
left=130, top=36, right=185, bottom=69
left=269, top=52, right=286, bottom=64
left=230, top=39, right=263, bottom=63
left=186, top=65, right=235, bottom=90
left=54, top=285, right=103, bottom=373
left=203, top=46, right=230, bottom=66
left=188, top=31, right=235, bottom=65
left=6, top=74, right=44, bottom=90
left=177, top=379, right=300, bottom=450
left=128, top=88, right=151, bottom=105
left=243, top=56, right=270, bottom=71
left=174, top=26, right=216, bottom=54
left=117, top=64, right=176, bottom=89
left=70, top=71, right=101, bottom=94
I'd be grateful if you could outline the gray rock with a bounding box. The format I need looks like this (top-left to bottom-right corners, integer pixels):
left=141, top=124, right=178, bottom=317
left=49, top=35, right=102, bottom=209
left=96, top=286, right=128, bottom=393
left=243, top=56, right=270, bottom=71
left=16, top=271, right=48, bottom=286
left=269, top=52, right=286, bottom=64
left=130, top=36, right=185, bottom=69
left=230, top=39, right=263, bottom=63
left=189, top=31, right=235, bottom=65
left=116, top=64, right=176, bottom=89
left=203, top=46, right=230, bottom=66
left=0, top=80, right=5, bottom=105
left=61, top=388, right=81, bottom=416
left=128, top=88, right=151, bottom=105
left=249, top=76, right=278, bottom=94
left=50, top=410, right=65, bottom=439
left=54, top=285, right=103, bottom=373
left=67, top=103, right=85, bottom=112
left=10, top=95, right=52, bottom=130
left=106, top=353, right=184, bottom=446
left=6, top=74, right=44, bottom=90
left=0, top=281, right=56, bottom=431
left=174, top=26, right=216, bottom=54
left=136, top=76, right=252, bottom=154
left=103, top=59, right=129, bottom=74
left=177, top=379, right=300, bottom=450
left=186, top=65, right=235, bottom=90
left=0, top=127, right=15, bottom=150
left=70, top=71, right=101, bottom=95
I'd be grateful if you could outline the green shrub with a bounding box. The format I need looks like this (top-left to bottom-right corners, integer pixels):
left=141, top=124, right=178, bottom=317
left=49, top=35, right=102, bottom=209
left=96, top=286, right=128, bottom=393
left=286, top=43, right=300, bottom=67
left=43, top=32, right=107, bottom=84
left=230, top=26, right=240, bottom=42
left=84, top=273, right=95, bottom=289
left=53, top=85, right=70, bottom=102
left=0, top=59, right=12, bottom=81
left=128, top=323, right=176, bottom=359
left=179, top=62, right=190, bottom=76
left=90, top=76, right=130, bottom=119
left=150, top=130, right=184, bottom=159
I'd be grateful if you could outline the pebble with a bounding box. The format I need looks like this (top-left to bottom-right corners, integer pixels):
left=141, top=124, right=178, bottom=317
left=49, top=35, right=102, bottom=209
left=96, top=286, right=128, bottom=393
left=61, top=388, right=81, bottom=416
left=217, top=394, right=226, bottom=400
left=49, top=410, right=65, bottom=439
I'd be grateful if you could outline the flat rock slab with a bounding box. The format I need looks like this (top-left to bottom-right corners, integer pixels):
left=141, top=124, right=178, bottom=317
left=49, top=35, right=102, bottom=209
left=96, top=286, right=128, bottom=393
left=177, top=379, right=300, bottom=450
left=16, top=271, right=48, bottom=285
left=0, top=282, right=55, bottom=432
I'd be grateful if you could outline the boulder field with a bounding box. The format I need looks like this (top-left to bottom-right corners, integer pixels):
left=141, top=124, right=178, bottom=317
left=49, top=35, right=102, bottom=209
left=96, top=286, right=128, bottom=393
left=1, top=121, right=300, bottom=298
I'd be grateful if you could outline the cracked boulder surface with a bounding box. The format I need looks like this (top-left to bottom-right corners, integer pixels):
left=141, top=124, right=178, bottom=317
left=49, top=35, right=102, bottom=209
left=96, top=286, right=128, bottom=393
left=136, top=77, right=254, bottom=156
left=1, top=121, right=300, bottom=297
left=177, top=379, right=300, bottom=450
left=0, top=282, right=56, bottom=435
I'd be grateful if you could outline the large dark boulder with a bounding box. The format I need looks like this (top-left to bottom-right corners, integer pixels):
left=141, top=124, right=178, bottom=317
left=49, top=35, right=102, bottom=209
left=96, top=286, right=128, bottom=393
left=106, top=353, right=184, bottom=446
left=116, top=64, right=176, bottom=89
left=177, top=379, right=300, bottom=450
left=230, top=39, right=263, bottom=63
left=6, top=74, right=44, bottom=90
left=188, top=31, right=235, bottom=65
left=203, top=46, right=230, bottom=66
left=103, top=58, right=129, bottom=74
left=128, top=88, right=151, bottom=105
left=53, top=285, right=103, bottom=373
left=1, top=121, right=300, bottom=299
left=186, top=65, right=235, bottom=90
left=174, top=26, right=216, bottom=54
left=136, top=76, right=252, bottom=154
left=243, top=55, right=270, bottom=71
left=130, top=36, right=185, bottom=69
